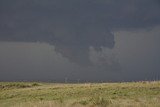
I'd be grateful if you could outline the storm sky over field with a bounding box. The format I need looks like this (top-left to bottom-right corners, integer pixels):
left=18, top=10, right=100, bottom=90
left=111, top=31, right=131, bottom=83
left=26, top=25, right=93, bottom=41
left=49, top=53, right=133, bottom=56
left=0, top=0, right=160, bottom=82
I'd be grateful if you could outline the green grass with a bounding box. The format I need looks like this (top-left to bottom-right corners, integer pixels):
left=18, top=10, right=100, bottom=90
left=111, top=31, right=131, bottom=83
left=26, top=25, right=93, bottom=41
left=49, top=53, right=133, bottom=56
left=0, top=81, right=160, bottom=107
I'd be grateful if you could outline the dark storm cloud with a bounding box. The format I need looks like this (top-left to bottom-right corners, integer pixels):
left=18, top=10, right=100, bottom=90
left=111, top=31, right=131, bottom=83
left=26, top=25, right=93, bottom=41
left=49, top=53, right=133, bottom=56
left=0, top=0, right=160, bottom=64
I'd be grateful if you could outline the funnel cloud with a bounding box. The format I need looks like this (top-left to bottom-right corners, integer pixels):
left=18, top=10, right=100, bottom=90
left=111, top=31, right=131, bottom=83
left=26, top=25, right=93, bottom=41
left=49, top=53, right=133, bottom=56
left=0, top=0, right=160, bottom=81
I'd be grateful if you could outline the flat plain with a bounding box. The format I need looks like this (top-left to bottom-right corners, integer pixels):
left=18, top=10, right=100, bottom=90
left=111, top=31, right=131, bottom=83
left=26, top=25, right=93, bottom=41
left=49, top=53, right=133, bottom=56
left=0, top=81, right=160, bottom=107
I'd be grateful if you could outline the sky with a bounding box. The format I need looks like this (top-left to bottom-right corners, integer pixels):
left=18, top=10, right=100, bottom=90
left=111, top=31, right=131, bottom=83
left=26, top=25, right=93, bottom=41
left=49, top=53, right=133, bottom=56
left=0, top=0, right=160, bottom=82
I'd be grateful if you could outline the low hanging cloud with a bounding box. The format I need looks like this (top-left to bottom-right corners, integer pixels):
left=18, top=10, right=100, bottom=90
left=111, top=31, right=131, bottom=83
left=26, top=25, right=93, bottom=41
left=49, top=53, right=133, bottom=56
left=0, top=0, right=160, bottom=66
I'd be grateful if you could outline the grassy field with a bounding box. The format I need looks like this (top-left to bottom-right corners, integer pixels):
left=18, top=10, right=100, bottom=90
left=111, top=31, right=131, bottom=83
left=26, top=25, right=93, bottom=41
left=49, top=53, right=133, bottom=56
left=0, top=81, right=160, bottom=107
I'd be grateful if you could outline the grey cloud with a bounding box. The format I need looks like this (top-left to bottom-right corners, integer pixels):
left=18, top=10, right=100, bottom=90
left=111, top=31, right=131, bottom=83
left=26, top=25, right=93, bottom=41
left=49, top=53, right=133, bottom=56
left=0, top=0, right=160, bottom=65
